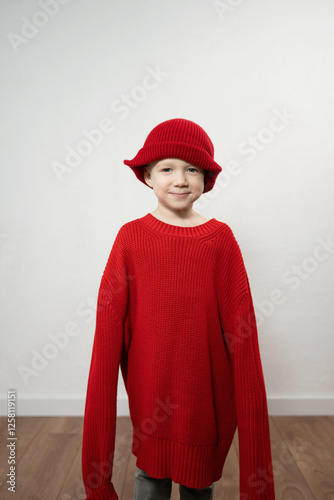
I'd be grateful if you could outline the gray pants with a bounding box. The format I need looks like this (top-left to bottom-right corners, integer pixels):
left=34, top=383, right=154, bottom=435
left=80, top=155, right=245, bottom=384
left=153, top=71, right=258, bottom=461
left=134, top=468, right=214, bottom=500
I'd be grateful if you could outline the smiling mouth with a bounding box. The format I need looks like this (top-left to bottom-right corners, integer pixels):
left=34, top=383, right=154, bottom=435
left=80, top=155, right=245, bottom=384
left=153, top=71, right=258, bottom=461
left=170, top=192, right=190, bottom=195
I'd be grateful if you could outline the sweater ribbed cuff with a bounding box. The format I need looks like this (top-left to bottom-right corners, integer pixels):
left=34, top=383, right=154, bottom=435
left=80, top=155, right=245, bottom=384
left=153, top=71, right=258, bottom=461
left=84, top=482, right=118, bottom=500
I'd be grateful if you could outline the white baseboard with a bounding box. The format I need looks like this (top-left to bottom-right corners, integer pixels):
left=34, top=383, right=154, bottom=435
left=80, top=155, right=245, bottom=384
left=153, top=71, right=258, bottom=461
left=268, top=397, right=334, bottom=416
left=1, top=397, right=333, bottom=416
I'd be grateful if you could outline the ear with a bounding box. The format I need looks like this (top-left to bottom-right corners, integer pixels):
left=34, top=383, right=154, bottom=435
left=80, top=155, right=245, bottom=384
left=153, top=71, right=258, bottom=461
left=143, top=166, right=153, bottom=187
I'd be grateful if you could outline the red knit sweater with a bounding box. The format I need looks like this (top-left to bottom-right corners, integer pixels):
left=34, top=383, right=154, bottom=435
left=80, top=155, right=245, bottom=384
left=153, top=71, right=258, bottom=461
left=82, top=213, right=276, bottom=499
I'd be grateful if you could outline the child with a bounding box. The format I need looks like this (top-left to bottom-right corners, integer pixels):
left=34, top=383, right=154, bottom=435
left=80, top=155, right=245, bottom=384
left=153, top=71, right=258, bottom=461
left=81, top=118, right=276, bottom=500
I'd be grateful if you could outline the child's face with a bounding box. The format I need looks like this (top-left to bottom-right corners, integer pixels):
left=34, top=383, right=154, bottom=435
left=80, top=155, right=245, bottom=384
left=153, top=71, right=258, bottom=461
left=143, top=158, right=205, bottom=211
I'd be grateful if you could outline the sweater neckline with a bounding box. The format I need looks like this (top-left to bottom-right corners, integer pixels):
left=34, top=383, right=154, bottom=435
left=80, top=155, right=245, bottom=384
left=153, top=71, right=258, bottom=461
left=139, top=213, right=220, bottom=237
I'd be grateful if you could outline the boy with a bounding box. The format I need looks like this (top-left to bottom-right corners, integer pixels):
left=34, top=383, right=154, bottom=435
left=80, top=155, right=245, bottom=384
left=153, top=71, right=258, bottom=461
left=82, top=118, right=276, bottom=499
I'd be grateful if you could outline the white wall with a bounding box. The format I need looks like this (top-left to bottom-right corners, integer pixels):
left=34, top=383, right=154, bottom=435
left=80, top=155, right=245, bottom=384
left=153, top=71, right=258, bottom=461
left=1, top=0, right=333, bottom=416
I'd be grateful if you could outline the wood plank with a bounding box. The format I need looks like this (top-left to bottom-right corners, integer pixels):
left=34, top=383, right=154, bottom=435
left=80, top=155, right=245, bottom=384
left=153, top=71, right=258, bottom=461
left=296, top=460, right=334, bottom=500
left=120, top=451, right=137, bottom=500
left=273, top=416, right=334, bottom=462
left=0, top=430, right=82, bottom=500
left=214, top=440, right=239, bottom=498
left=40, top=415, right=84, bottom=434
left=0, top=416, right=45, bottom=489
left=270, top=417, right=315, bottom=499
left=55, top=438, right=86, bottom=500
left=319, top=415, right=334, bottom=441
left=113, top=416, right=134, bottom=498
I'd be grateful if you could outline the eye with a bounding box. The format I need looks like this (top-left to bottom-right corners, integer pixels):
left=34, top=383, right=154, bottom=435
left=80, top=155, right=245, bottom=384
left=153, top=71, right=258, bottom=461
left=188, top=168, right=198, bottom=173
left=161, top=168, right=172, bottom=172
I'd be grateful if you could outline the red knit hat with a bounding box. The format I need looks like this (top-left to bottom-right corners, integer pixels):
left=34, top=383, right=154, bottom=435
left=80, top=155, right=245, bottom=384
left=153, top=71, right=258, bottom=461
left=123, top=118, right=222, bottom=193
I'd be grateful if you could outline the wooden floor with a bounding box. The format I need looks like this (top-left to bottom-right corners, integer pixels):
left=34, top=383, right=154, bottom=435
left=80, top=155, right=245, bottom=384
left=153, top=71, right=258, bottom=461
left=0, top=416, right=333, bottom=499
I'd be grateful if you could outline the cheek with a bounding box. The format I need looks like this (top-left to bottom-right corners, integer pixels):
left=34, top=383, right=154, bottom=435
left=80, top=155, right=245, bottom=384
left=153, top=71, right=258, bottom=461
left=154, top=178, right=169, bottom=189
left=194, top=176, right=205, bottom=190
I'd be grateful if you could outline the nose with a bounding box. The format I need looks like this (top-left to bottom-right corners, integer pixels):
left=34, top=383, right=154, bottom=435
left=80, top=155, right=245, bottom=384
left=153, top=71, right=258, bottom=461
left=173, top=171, right=188, bottom=186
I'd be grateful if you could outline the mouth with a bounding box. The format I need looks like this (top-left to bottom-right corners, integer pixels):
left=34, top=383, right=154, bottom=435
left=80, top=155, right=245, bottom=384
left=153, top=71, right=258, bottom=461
left=170, top=192, right=190, bottom=197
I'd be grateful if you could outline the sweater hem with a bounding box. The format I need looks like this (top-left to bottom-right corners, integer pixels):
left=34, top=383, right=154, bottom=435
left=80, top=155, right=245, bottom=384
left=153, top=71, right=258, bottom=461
left=132, top=433, right=234, bottom=489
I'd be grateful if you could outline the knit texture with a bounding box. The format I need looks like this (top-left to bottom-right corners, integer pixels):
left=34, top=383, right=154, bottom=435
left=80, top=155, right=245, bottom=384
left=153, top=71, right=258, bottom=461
left=82, top=213, right=276, bottom=499
left=123, top=118, right=222, bottom=193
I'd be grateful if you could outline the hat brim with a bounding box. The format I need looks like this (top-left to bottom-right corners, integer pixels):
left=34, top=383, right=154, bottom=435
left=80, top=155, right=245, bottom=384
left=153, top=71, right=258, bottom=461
left=124, top=142, right=222, bottom=193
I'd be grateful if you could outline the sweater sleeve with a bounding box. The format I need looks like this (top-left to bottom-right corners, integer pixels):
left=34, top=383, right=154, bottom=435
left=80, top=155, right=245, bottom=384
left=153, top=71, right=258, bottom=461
left=82, top=228, right=129, bottom=500
left=217, top=227, right=275, bottom=500
left=231, top=290, right=276, bottom=499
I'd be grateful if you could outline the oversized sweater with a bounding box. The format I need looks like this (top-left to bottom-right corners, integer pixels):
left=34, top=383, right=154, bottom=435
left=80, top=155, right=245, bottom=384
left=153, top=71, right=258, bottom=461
left=82, top=212, right=276, bottom=500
